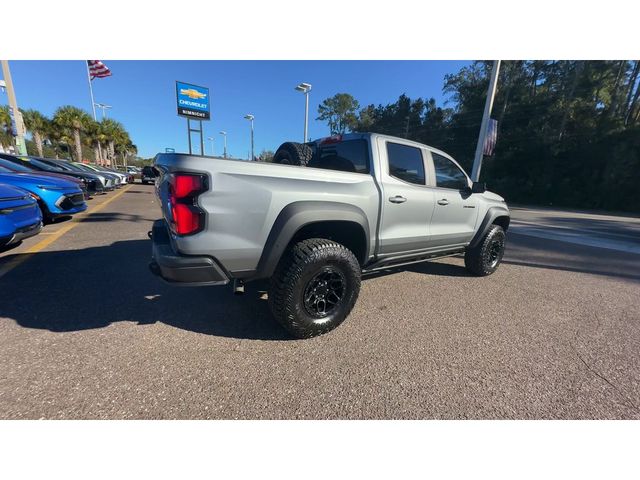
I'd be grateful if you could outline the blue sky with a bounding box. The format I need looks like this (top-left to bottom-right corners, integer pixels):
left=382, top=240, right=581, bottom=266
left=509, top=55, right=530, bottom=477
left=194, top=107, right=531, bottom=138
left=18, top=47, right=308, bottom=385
left=2, top=61, right=470, bottom=158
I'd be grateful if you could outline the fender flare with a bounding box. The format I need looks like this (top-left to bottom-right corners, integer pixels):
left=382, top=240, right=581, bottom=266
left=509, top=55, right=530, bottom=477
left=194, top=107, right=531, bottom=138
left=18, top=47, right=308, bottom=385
left=468, top=206, right=510, bottom=249
left=255, top=201, right=370, bottom=279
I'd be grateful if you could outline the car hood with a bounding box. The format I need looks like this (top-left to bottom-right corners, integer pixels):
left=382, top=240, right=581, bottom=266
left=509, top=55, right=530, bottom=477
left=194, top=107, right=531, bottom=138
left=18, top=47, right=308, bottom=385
left=0, top=183, right=31, bottom=199
left=23, top=171, right=82, bottom=185
left=0, top=172, right=80, bottom=189
left=482, top=190, right=506, bottom=202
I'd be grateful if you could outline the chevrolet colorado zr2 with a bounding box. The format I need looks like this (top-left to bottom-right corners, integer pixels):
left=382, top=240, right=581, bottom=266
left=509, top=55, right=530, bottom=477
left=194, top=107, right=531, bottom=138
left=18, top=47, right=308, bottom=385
left=149, top=133, right=510, bottom=338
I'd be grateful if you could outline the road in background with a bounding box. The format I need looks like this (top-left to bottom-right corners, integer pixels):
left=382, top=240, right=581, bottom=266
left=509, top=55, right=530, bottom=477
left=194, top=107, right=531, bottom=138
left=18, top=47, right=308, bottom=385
left=510, top=206, right=640, bottom=255
left=0, top=187, right=638, bottom=419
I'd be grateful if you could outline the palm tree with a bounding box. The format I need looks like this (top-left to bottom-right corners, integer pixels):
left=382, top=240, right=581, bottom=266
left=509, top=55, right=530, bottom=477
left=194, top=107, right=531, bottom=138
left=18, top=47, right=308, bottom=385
left=21, top=109, right=50, bottom=157
left=0, top=105, right=13, bottom=151
left=100, top=118, right=127, bottom=167
left=83, top=118, right=107, bottom=164
left=53, top=106, right=91, bottom=162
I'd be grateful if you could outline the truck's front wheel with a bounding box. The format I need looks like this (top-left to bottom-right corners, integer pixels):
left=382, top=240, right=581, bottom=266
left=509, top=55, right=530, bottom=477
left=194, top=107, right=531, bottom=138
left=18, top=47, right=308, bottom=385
left=269, top=238, right=361, bottom=338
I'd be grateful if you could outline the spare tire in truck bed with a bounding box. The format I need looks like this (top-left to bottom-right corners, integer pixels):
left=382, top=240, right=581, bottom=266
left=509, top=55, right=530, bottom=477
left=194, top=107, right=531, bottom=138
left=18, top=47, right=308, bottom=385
left=272, top=142, right=313, bottom=166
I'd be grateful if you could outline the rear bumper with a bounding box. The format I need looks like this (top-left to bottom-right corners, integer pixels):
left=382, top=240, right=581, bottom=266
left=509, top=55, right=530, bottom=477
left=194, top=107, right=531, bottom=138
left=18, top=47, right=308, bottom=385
left=149, top=219, right=229, bottom=286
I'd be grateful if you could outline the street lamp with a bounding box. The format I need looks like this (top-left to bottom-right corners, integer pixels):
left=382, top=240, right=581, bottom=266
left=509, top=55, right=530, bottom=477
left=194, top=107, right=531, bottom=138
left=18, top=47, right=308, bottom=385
left=219, top=131, right=228, bottom=159
left=207, top=136, right=215, bottom=157
left=295, top=82, right=312, bottom=143
left=94, top=102, right=112, bottom=120
left=244, top=115, right=254, bottom=161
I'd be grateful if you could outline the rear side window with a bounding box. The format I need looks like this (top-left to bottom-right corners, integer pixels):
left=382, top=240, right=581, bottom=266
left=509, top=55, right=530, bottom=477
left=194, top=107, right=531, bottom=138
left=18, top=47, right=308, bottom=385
left=387, top=142, right=425, bottom=185
left=309, top=140, right=370, bottom=174
left=432, top=152, right=468, bottom=190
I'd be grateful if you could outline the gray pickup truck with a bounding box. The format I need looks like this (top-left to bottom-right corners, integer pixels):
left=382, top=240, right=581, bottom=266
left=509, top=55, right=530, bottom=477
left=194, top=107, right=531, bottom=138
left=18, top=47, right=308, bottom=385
left=150, top=133, right=510, bottom=338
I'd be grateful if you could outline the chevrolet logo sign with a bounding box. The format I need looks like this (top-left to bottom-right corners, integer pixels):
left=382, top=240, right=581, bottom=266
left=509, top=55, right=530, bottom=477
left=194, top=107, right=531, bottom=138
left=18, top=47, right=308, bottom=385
left=180, top=88, right=207, bottom=100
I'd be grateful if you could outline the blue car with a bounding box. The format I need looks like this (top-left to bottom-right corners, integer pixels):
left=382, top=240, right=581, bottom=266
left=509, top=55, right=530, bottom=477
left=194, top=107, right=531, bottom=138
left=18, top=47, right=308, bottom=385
left=0, top=165, right=87, bottom=223
left=0, top=183, right=43, bottom=248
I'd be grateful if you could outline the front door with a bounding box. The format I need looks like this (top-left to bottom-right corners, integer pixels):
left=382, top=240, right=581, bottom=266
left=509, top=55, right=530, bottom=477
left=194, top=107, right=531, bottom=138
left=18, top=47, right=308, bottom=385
left=426, top=151, right=479, bottom=248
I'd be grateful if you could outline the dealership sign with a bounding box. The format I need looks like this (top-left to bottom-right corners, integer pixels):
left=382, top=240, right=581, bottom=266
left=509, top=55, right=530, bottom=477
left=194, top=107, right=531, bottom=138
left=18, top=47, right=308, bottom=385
left=176, top=81, right=210, bottom=120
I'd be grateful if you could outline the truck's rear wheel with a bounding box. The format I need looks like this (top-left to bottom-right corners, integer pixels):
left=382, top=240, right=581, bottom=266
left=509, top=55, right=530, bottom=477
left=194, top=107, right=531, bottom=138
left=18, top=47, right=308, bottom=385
left=464, top=224, right=506, bottom=276
left=269, top=238, right=361, bottom=338
left=272, top=142, right=313, bottom=166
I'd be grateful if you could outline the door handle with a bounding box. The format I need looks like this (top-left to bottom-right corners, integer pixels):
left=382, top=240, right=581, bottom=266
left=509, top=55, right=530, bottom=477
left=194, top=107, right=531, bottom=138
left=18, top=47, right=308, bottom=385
left=437, top=198, right=449, bottom=206
left=389, top=195, right=407, bottom=204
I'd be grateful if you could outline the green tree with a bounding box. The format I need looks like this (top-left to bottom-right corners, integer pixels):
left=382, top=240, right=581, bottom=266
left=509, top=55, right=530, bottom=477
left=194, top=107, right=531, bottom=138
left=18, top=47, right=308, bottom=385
left=53, top=106, right=91, bottom=161
left=317, top=93, right=360, bottom=134
left=257, top=149, right=274, bottom=162
left=100, top=118, right=127, bottom=166
left=0, top=105, right=13, bottom=150
left=21, top=109, right=50, bottom=157
left=83, top=118, right=107, bottom=164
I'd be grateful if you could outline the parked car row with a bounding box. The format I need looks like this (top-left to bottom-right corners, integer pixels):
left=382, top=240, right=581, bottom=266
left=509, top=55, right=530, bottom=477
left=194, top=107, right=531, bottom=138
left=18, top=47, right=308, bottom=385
left=0, top=153, right=131, bottom=251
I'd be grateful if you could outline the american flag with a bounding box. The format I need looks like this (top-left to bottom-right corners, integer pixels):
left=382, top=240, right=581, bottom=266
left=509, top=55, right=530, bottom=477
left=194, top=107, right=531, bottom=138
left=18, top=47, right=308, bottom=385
left=87, top=60, right=112, bottom=80
left=483, top=118, right=498, bottom=156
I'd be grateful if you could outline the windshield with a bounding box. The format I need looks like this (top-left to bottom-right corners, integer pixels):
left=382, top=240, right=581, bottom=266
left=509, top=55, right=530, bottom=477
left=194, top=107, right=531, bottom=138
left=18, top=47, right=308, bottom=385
left=72, top=163, right=95, bottom=172
left=29, top=158, right=64, bottom=172
left=77, top=164, right=99, bottom=172
left=0, top=158, right=33, bottom=172
left=0, top=165, right=14, bottom=173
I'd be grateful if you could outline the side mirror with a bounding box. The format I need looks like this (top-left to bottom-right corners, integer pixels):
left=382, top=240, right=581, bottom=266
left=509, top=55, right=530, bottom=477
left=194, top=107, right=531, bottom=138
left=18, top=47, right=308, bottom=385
left=471, top=181, right=486, bottom=194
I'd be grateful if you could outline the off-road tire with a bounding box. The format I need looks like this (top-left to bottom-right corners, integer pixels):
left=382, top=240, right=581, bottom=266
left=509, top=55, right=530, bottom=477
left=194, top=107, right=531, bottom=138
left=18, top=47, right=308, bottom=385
left=464, top=224, right=506, bottom=276
left=269, top=238, right=361, bottom=338
left=272, top=142, right=313, bottom=166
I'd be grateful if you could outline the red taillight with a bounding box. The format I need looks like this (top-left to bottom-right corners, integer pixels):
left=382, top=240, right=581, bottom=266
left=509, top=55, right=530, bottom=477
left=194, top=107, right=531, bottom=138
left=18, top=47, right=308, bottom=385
left=173, top=174, right=203, bottom=198
left=320, top=134, right=343, bottom=145
left=169, top=173, right=206, bottom=236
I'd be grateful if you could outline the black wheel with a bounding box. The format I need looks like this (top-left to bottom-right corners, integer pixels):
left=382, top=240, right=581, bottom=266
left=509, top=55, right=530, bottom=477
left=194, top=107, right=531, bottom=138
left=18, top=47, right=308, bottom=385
left=269, top=238, right=361, bottom=338
left=272, top=142, right=313, bottom=166
left=36, top=201, right=54, bottom=225
left=464, top=224, right=506, bottom=276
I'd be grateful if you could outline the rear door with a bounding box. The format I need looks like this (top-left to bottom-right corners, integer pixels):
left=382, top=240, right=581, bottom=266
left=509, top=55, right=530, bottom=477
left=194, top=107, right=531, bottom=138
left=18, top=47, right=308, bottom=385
left=426, top=151, right=479, bottom=247
left=376, top=138, right=436, bottom=257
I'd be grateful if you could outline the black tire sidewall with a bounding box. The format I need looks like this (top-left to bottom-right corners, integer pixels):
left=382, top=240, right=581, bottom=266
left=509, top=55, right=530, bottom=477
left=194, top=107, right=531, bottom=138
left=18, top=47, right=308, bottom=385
left=480, top=226, right=505, bottom=274
left=273, top=142, right=313, bottom=166
left=291, top=256, right=359, bottom=330
left=270, top=240, right=361, bottom=338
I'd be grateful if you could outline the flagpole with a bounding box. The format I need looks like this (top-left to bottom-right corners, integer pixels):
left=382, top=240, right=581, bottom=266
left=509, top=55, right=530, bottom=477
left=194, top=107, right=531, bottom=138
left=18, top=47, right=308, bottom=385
left=86, top=61, right=97, bottom=121
left=86, top=61, right=104, bottom=165
left=471, top=60, right=501, bottom=182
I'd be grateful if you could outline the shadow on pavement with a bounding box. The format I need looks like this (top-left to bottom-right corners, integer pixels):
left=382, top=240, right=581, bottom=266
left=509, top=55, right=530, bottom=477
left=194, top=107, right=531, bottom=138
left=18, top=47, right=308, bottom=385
left=80, top=212, right=157, bottom=223
left=0, top=239, right=290, bottom=341
left=363, top=258, right=472, bottom=280
left=3, top=231, right=637, bottom=340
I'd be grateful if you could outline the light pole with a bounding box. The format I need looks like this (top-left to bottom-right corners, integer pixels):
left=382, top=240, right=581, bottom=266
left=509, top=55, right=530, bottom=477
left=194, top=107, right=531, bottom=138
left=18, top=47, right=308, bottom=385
left=244, top=115, right=254, bottom=161
left=94, top=102, right=112, bottom=120
left=207, top=136, right=215, bottom=157
left=295, top=82, right=312, bottom=143
left=1, top=61, right=27, bottom=155
left=219, top=131, right=227, bottom=158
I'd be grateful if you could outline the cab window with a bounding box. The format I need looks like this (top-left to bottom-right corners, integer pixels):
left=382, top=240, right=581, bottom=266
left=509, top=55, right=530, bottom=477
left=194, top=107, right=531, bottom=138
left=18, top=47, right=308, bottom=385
left=386, top=142, right=425, bottom=185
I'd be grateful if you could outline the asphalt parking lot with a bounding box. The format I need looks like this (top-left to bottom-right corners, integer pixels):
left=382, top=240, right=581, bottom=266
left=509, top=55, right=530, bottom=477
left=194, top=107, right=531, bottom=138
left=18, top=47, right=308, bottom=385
left=0, top=184, right=638, bottom=419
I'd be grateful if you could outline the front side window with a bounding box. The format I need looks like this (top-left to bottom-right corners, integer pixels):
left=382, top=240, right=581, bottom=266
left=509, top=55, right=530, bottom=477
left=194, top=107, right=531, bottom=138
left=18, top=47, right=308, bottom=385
left=432, top=152, right=468, bottom=190
left=386, top=142, right=425, bottom=185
